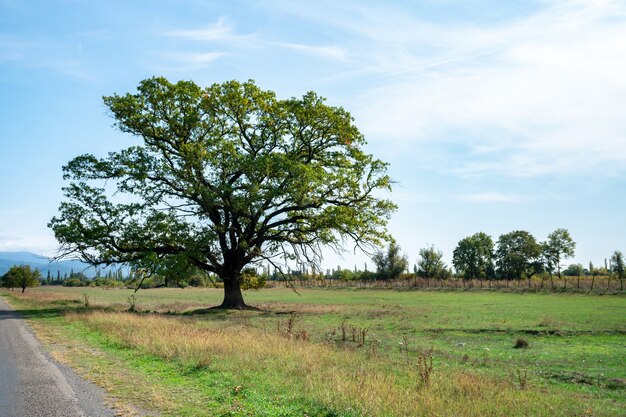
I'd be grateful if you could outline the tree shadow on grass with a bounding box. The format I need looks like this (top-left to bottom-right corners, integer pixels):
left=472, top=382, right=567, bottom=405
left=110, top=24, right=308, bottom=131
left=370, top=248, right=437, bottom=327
left=0, top=306, right=65, bottom=320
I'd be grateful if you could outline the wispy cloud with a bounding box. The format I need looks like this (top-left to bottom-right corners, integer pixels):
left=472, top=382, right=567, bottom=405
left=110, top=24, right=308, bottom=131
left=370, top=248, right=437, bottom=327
left=458, top=192, right=521, bottom=203
left=354, top=1, right=626, bottom=177
left=0, top=35, right=97, bottom=81
left=268, top=0, right=626, bottom=178
left=165, top=17, right=347, bottom=63
left=167, top=51, right=225, bottom=64
left=274, top=42, right=347, bottom=60
left=152, top=51, right=226, bottom=73
left=166, top=17, right=253, bottom=42
left=0, top=233, right=58, bottom=255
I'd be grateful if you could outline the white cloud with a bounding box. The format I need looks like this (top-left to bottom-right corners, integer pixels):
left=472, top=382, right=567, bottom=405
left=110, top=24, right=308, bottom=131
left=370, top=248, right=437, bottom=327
left=274, top=42, right=347, bottom=60
left=0, top=233, right=58, bottom=255
left=457, top=192, right=521, bottom=203
left=152, top=51, right=226, bottom=73
left=166, top=17, right=242, bottom=41
left=321, top=0, right=626, bottom=178
left=167, top=51, right=225, bottom=64
left=165, top=18, right=347, bottom=63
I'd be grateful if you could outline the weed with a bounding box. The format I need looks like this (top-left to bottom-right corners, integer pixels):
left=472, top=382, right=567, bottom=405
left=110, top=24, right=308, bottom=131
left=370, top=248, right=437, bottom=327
left=127, top=294, right=138, bottom=312
left=334, top=322, right=368, bottom=346
left=516, top=369, right=529, bottom=389
left=513, top=337, right=529, bottom=349
left=83, top=293, right=90, bottom=309
left=368, top=339, right=379, bottom=358
left=416, top=351, right=434, bottom=387
left=340, top=321, right=348, bottom=342
left=278, top=312, right=302, bottom=339
left=295, top=330, right=310, bottom=341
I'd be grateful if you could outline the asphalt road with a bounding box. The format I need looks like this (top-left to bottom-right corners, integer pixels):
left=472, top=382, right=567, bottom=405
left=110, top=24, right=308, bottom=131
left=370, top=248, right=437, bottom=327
left=0, top=297, right=116, bottom=417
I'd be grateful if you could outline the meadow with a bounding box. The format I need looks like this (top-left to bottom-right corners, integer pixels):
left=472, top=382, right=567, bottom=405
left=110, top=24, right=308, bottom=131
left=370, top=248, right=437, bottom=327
left=2, top=286, right=624, bottom=416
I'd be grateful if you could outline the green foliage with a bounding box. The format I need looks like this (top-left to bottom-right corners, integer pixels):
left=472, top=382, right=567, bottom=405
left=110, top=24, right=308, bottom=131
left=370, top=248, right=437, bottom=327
left=452, top=232, right=494, bottom=280
left=417, top=245, right=447, bottom=279
left=240, top=267, right=267, bottom=290
left=2, top=265, right=41, bottom=292
left=543, top=228, right=576, bottom=278
left=563, top=263, right=584, bottom=277
left=611, top=250, right=624, bottom=279
left=63, top=278, right=87, bottom=287
left=496, top=231, right=542, bottom=281
left=91, top=278, right=123, bottom=288
left=372, top=239, right=408, bottom=280
left=188, top=274, right=210, bottom=287
left=49, top=77, right=395, bottom=307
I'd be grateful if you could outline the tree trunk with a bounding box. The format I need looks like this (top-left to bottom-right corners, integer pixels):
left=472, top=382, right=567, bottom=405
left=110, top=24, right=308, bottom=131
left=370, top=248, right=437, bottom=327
left=219, top=275, right=252, bottom=309
left=550, top=273, right=554, bottom=289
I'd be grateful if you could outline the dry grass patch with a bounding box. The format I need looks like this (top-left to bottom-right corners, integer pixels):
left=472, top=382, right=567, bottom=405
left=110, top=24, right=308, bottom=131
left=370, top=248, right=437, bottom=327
left=8, top=290, right=80, bottom=306
left=66, top=310, right=595, bottom=417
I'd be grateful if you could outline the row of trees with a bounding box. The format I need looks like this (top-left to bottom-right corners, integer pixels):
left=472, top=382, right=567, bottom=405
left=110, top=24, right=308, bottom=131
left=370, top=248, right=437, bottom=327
left=373, top=229, right=624, bottom=289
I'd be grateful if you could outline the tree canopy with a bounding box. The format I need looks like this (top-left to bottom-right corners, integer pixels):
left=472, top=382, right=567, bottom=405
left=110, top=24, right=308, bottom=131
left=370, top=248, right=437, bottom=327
left=543, top=228, right=576, bottom=279
left=495, top=230, right=542, bottom=282
left=372, top=239, right=408, bottom=281
left=49, top=77, right=395, bottom=308
left=2, top=265, right=41, bottom=293
left=611, top=250, right=624, bottom=289
left=452, top=232, right=494, bottom=280
left=417, top=245, right=447, bottom=280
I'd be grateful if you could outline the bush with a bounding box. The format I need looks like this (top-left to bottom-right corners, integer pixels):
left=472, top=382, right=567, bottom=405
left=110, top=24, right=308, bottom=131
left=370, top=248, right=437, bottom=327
left=513, top=338, right=529, bottom=349
left=91, top=278, right=122, bottom=288
left=188, top=274, right=209, bottom=287
left=241, top=268, right=266, bottom=290
left=63, top=278, right=87, bottom=287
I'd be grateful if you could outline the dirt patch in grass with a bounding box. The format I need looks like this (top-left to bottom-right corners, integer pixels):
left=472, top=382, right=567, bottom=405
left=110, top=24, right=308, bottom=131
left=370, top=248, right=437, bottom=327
left=547, top=371, right=626, bottom=390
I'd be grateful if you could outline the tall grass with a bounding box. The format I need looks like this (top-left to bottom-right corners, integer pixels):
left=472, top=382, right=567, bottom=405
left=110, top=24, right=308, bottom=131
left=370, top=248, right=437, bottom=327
left=68, top=310, right=595, bottom=417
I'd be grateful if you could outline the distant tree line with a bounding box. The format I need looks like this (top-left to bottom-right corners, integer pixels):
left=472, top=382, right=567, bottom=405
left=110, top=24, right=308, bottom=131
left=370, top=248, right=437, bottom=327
left=362, top=228, right=623, bottom=291
left=266, top=228, right=623, bottom=292
left=1, top=228, right=623, bottom=293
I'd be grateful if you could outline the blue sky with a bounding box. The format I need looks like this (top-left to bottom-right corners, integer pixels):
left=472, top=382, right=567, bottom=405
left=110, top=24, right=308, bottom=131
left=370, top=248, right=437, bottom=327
left=1, top=0, right=624, bottom=270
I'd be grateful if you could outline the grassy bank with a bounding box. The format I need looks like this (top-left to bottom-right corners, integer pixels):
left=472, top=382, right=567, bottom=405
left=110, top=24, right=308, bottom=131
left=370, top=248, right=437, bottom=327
left=1, top=287, right=624, bottom=416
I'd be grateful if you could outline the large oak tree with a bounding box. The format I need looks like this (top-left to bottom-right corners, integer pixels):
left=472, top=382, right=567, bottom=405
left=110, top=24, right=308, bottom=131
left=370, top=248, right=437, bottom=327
left=49, top=78, right=395, bottom=308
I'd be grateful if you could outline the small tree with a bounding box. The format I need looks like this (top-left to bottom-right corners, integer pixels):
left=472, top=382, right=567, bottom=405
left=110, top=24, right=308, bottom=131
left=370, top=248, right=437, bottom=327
left=372, top=239, right=408, bottom=281
left=452, top=232, right=494, bottom=283
left=417, top=245, right=447, bottom=282
left=589, top=261, right=597, bottom=291
left=611, top=251, right=624, bottom=290
left=563, top=263, right=584, bottom=289
left=2, top=265, right=41, bottom=293
left=543, top=229, right=576, bottom=286
left=496, top=231, right=542, bottom=287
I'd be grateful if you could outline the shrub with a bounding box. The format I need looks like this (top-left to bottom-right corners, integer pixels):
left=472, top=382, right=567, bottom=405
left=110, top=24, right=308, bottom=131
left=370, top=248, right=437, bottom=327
left=513, top=338, right=529, bottom=349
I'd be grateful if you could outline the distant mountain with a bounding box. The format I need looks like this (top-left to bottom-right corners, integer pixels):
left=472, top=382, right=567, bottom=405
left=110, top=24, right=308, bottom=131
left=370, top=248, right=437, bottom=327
left=0, top=251, right=122, bottom=277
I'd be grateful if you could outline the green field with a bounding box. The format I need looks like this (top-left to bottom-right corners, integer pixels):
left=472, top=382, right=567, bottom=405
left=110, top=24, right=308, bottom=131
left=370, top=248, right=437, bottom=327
left=2, top=286, right=624, bottom=416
